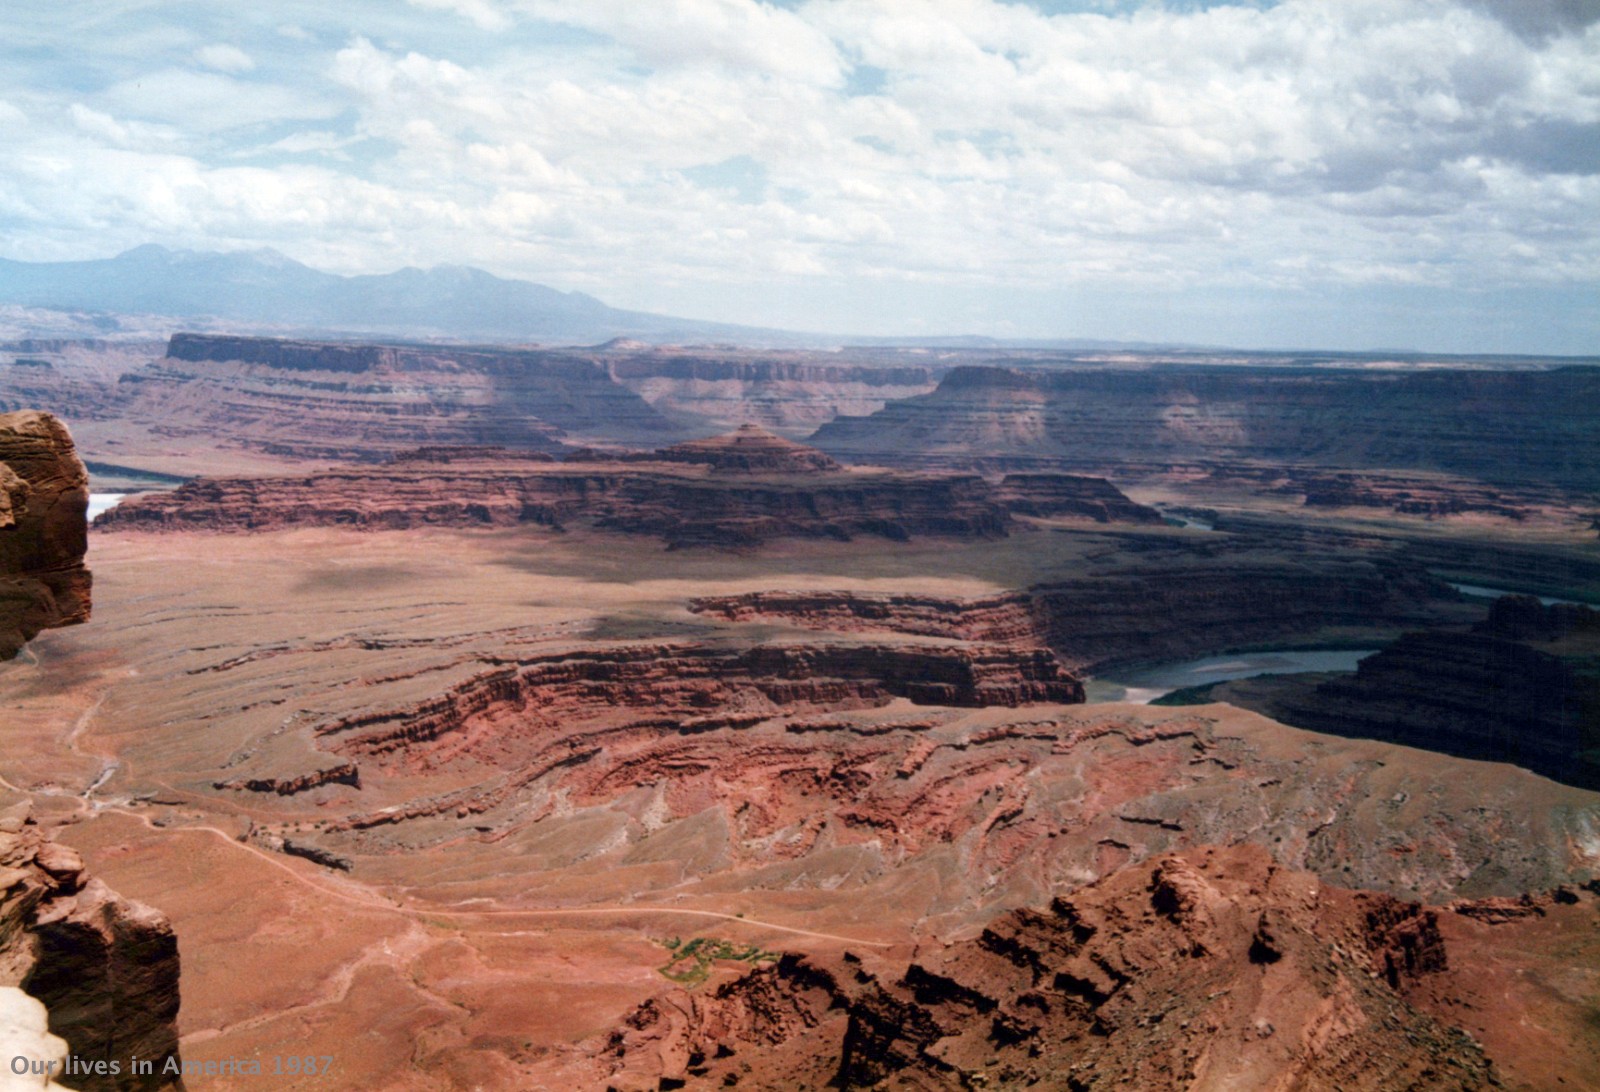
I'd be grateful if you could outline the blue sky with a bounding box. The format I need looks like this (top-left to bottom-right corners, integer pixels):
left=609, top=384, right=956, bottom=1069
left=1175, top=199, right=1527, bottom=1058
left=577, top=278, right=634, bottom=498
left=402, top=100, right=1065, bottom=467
left=2, top=0, right=1597, bottom=352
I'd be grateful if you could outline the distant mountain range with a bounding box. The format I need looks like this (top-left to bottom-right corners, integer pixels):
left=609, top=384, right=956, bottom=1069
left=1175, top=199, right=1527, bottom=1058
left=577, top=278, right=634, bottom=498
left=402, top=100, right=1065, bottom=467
left=0, top=245, right=1229, bottom=352
left=0, top=245, right=809, bottom=346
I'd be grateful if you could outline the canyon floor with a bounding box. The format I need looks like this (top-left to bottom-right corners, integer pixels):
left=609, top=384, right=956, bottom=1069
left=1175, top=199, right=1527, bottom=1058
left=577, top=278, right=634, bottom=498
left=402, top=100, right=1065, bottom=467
left=2, top=515, right=1597, bottom=1090
left=5, top=338, right=1600, bottom=1090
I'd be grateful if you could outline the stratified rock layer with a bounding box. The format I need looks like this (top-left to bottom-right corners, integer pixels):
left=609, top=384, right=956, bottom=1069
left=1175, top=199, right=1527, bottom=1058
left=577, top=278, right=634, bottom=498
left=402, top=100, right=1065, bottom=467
left=691, top=558, right=1449, bottom=671
left=93, top=435, right=1191, bottom=548
left=636, top=424, right=844, bottom=474
left=0, top=410, right=90, bottom=659
left=315, top=639, right=1084, bottom=776
left=1232, top=596, right=1600, bottom=788
left=0, top=804, right=181, bottom=1091
left=597, top=844, right=1507, bottom=1091
left=116, top=333, right=684, bottom=460
left=997, top=472, right=1164, bottom=523
left=601, top=347, right=938, bottom=433
left=811, top=364, right=1600, bottom=488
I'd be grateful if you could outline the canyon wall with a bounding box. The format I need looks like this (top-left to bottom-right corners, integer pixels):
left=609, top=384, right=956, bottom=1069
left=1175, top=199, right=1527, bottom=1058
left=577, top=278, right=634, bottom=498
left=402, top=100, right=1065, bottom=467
left=692, top=558, right=1450, bottom=671
left=1223, top=596, right=1600, bottom=789
left=996, top=472, right=1164, bottom=523
left=1, top=410, right=90, bottom=659
left=95, top=460, right=1018, bottom=547
left=95, top=429, right=1170, bottom=547
left=115, top=333, right=687, bottom=461
left=600, top=348, right=938, bottom=433
left=810, top=364, right=1600, bottom=488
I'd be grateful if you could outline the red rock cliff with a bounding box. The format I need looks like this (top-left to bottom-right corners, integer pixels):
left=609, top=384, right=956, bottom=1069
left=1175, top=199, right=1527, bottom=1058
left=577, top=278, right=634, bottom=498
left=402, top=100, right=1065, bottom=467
left=1, top=803, right=182, bottom=1091
left=0, top=410, right=90, bottom=659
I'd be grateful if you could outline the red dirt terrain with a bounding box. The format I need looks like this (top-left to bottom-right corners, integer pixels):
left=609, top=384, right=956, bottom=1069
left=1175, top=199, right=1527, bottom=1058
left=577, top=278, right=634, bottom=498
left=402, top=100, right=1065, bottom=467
left=0, top=522, right=1592, bottom=1090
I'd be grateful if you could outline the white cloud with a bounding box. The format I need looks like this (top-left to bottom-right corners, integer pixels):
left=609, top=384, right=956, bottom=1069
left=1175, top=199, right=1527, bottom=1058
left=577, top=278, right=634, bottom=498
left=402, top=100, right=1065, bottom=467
left=517, top=0, right=846, bottom=84
left=194, top=44, right=256, bottom=73
left=1, top=0, right=1596, bottom=349
left=100, top=69, right=340, bottom=134
left=407, top=0, right=512, bottom=32
left=67, top=103, right=179, bottom=147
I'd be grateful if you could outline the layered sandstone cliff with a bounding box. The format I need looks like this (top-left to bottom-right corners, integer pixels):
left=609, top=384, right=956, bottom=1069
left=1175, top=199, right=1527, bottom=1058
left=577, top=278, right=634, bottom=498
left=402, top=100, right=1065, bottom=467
left=600, top=347, right=938, bottom=433
left=691, top=558, right=1450, bottom=671
left=0, top=804, right=182, bottom=1091
left=596, top=844, right=1557, bottom=1090
left=1, top=411, right=90, bottom=660
left=1215, top=596, right=1600, bottom=789
left=96, top=459, right=1015, bottom=547
left=113, top=333, right=685, bottom=461
left=997, top=472, right=1164, bottom=523
left=313, top=639, right=1083, bottom=773
left=810, top=364, right=1600, bottom=488
left=95, top=431, right=1178, bottom=547
left=626, top=424, right=844, bottom=474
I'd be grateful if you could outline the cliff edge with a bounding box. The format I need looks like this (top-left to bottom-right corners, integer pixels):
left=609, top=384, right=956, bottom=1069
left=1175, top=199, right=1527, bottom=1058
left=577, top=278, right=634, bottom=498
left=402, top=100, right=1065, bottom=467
left=0, top=411, right=90, bottom=659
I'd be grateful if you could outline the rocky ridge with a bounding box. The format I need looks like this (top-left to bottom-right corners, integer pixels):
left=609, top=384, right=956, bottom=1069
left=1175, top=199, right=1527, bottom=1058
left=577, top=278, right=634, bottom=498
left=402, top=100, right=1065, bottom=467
left=997, top=472, right=1164, bottom=524
left=617, top=423, right=844, bottom=474
left=0, top=803, right=182, bottom=1091
left=595, top=843, right=1600, bottom=1091
left=95, top=435, right=1162, bottom=547
left=1, top=410, right=90, bottom=660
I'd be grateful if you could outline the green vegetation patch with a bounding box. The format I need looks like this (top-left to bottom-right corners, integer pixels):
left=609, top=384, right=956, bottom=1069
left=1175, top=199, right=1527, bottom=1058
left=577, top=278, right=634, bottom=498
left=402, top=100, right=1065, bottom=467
left=657, top=936, right=781, bottom=988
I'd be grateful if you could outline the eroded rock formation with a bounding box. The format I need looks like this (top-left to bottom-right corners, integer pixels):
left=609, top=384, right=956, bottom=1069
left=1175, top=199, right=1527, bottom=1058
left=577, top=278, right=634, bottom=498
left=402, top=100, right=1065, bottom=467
left=997, top=472, right=1164, bottom=523
left=312, top=639, right=1082, bottom=778
left=599, top=347, right=938, bottom=433
left=1, top=410, right=90, bottom=659
left=810, top=363, right=1600, bottom=489
left=691, top=558, right=1451, bottom=671
left=0, top=803, right=181, bottom=1091
left=1208, top=595, right=1600, bottom=789
left=93, top=434, right=1204, bottom=548
left=625, top=424, right=844, bottom=474
left=114, top=333, right=683, bottom=460
left=597, top=844, right=1516, bottom=1090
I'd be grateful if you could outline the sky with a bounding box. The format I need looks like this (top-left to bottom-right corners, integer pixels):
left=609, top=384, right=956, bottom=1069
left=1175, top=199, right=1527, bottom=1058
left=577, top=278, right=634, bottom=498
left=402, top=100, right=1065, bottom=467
left=2, top=0, right=1597, bottom=353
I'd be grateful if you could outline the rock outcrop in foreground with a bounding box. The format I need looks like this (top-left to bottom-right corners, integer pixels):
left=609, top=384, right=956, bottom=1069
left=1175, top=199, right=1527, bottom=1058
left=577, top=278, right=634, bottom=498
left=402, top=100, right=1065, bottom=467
left=599, top=844, right=1596, bottom=1091
left=97, top=436, right=1159, bottom=547
left=0, top=802, right=181, bottom=1091
left=1, top=410, right=90, bottom=659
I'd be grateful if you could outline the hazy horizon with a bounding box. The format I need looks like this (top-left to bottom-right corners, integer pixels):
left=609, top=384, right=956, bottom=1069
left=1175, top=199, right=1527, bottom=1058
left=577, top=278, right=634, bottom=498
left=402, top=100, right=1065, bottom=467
left=4, top=1, right=1598, bottom=354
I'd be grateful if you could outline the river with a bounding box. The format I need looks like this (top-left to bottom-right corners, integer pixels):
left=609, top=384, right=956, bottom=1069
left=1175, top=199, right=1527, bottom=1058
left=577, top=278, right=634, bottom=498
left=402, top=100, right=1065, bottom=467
left=1447, top=583, right=1590, bottom=607
left=1085, top=648, right=1379, bottom=705
left=87, top=493, right=128, bottom=521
